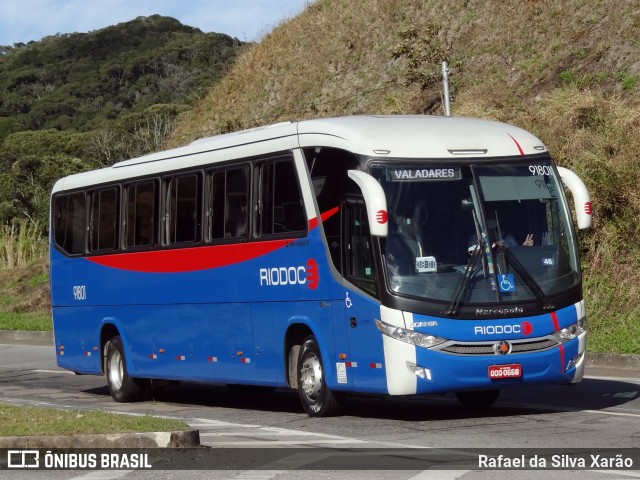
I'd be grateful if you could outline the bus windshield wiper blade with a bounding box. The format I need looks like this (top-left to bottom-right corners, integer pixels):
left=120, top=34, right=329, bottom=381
left=444, top=245, right=481, bottom=316
left=499, top=245, right=547, bottom=304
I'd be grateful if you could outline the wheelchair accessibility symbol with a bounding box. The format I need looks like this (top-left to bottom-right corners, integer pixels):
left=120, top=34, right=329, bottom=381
left=498, top=273, right=516, bottom=293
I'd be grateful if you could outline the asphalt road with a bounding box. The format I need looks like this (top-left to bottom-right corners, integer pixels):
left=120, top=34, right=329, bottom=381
left=1, top=340, right=639, bottom=479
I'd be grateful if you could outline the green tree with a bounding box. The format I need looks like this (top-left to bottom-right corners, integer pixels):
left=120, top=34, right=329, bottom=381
left=1, top=154, right=86, bottom=231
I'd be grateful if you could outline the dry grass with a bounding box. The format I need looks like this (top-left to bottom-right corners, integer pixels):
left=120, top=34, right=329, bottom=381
left=169, top=0, right=414, bottom=141
left=169, top=0, right=639, bottom=143
left=0, top=220, right=50, bottom=329
left=0, top=220, right=48, bottom=269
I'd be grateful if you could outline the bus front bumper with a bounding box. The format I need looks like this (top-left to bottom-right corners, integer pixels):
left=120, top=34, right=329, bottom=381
left=383, top=332, right=586, bottom=395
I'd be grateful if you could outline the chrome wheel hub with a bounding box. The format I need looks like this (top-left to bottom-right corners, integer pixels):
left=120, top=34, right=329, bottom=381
left=108, top=349, right=124, bottom=390
left=300, top=353, right=322, bottom=401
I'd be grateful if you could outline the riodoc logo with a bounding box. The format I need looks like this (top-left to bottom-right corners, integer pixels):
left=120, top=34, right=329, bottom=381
left=259, top=259, right=319, bottom=290
left=474, top=321, right=533, bottom=336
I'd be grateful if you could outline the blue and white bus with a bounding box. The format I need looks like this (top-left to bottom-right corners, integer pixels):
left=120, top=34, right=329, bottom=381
left=50, top=115, right=592, bottom=416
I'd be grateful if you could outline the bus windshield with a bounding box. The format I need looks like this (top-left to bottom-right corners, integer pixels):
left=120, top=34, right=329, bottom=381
left=370, top=158, right=580, bottom=309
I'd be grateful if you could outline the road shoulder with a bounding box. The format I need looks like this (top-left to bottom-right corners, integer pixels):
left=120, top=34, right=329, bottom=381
left=0, top=429, right=200, bottom=448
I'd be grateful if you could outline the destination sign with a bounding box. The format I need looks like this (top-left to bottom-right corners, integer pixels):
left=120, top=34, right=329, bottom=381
left=387, top=167, right=461, bottom=181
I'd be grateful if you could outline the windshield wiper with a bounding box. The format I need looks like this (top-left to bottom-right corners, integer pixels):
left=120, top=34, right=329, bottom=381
left=444, top=243, right=482, bottom=316
left=497, top=244, right=547, bottom=305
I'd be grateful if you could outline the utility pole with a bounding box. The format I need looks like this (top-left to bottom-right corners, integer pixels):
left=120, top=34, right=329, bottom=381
left=442, top=61, right=451, bottom=116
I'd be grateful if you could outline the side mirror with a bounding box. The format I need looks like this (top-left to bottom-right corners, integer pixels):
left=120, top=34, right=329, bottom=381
left=557, top=166, right=592, bottom=229
left=347, top=170, right=388, bottom=237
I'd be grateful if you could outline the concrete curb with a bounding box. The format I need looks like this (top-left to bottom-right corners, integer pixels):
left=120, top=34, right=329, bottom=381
left=0, top=330, right=53, bottom=346
left=0, top=429, right=201, bottom=448
left=586, top=352, right=640, bottom=369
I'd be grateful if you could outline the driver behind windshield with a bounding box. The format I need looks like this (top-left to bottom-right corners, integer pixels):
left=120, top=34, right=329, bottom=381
left=469, top=217, right=534, bottom=251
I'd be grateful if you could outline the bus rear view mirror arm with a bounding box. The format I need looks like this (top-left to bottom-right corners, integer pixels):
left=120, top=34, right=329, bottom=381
left=557, top=166, right=592, bottom=229
left=347, top=170, right=388, bottom=237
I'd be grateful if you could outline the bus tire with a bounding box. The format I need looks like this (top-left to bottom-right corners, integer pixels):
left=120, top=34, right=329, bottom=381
left=106, top=336, right=145, bottom=402
left=455, top=389, right=500, bottom=409
left=297, top=335, right=342, bottom=417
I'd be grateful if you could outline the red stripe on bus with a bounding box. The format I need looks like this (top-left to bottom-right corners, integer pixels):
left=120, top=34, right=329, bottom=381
left=86, top=239, right=291, bottom=273
left=507, top=133, right=525, bottom=155
left=308, top=206, right=339, bottom=230
left=558, top=344, right=565, bottom=373
left=550, top=311, right=560, bottom=331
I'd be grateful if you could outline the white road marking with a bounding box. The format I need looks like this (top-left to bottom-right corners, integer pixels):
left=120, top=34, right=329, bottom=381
left=199, top=438, right=369, bottom=446
left=32, top=369, right=75, bottom=375
left=594, top=471, right=640, bottom=478
left=68, top=471, right=133, bottom=480
left=407, top=471, right=470, bottom=480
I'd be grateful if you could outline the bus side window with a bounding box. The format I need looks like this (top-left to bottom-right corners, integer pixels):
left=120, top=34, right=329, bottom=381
left=303, top=147, right=360, bottom=275
left=88, top=187, right=118, bottom=252
left=207, top=166, right=249, bottom=241
left=256, top=157, right=306, bottom=237
left=124, top=181, right=157, bottom=248
left=164, top=173, right=201, bottom=245
left=343, top=196, right=378, bottom=297
left=53, top=192, right=86, bottom=255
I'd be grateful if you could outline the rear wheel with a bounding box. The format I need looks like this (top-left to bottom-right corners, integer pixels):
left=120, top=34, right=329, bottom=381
left=106, top=336, right=146, bottom=402
left=297, top=336, right=343, bottom=417
left=455, top=389, right=500, bottom=409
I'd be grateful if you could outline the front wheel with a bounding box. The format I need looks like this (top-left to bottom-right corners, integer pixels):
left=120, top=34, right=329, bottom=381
left=106, top=336, right=146, bottom=402
left=297, top=336, right=343, bottom=417
left=455, top=389, right=500, bottom=409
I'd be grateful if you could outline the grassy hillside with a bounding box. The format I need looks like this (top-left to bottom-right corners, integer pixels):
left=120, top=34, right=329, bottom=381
left=169, top=0, right=640, bottom=353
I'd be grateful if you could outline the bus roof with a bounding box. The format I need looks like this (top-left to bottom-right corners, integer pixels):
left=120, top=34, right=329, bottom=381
left=52, top=115, right=547, bottom=194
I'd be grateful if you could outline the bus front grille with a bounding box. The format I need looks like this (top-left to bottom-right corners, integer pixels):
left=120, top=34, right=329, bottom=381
left=440, top=338, right=559, bottom=356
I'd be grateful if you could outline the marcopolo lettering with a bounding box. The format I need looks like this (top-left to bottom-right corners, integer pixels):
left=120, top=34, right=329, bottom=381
left=475, top=307, right=524, bottom=316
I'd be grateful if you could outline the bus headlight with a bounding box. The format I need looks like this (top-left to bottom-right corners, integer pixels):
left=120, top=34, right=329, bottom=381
left=552, top=318, right=586, bottom=342
left=375, top=319, right=447, bottom=348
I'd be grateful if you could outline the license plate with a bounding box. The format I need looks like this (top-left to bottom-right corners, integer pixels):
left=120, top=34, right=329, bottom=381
left=488, top=364, right=522, bottom=379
